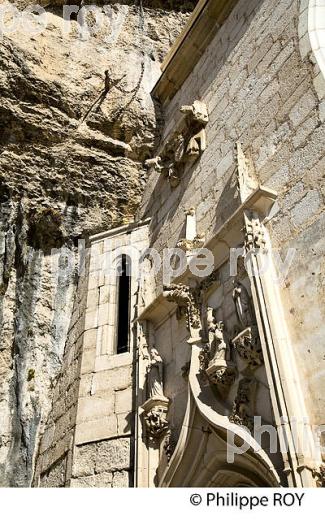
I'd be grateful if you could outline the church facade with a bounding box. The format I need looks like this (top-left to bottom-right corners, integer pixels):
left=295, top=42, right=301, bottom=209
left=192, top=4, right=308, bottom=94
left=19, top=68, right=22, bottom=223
left=34, top=0, right=325, bottom=487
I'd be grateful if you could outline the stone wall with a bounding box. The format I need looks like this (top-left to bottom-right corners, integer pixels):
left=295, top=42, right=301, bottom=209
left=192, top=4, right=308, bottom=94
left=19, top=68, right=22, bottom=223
left=138, top=0, right=325, bottom=436
left=0, top=1, right=195, bottom=486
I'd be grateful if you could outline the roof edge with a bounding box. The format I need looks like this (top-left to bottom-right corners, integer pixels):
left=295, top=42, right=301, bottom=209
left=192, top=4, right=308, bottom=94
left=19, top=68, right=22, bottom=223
left=153, top=0, right=239, bottom=104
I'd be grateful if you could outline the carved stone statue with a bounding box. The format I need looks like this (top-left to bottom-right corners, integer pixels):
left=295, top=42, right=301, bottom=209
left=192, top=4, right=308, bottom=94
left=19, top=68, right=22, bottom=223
left=142, top=348, right=170, bottom=441
left=147, top=348, right=164, bottom=399
left=208, top=319, right=227, bottom=364
left=232, top=280, right=264, bottom=369
left=203, top=309, right=236, bottom=390
left=233, top=281, right=253, bottom=329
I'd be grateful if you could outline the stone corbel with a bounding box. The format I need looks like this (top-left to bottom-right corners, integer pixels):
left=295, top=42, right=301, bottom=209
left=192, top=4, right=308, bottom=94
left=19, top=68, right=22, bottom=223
left=312, top=465, right=325, bottom=488
left=145, top=100, right=209, bottom=188
left=142, top=396, right=170, bottom=440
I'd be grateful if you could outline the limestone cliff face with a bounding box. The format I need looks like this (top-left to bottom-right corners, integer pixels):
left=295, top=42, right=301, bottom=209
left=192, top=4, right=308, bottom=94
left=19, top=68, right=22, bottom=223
left=0, top=1, right=195, bottom=486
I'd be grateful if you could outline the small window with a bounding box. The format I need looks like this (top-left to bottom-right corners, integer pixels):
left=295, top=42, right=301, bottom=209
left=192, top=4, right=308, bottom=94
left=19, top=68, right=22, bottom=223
left=116, top=255, right=131, bottom=354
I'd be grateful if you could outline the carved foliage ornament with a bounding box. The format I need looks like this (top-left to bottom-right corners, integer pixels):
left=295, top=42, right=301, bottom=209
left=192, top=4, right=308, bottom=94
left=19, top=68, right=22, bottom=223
left=145, top=101, right=209, bottom=188
left=163, top=283, right=201, bottom=333
left=231, top=327, right=263, bottom=369
left=229, top=377, right=256, bottom=433
left=244, top=211, right=267, bottom=252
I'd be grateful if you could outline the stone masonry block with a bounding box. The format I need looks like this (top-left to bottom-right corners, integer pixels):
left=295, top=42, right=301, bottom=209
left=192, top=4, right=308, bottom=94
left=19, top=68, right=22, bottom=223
left=96, top=438, right=131, bottom=473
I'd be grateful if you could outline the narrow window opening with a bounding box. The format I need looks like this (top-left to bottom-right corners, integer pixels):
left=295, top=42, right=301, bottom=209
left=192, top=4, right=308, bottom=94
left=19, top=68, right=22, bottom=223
left=116, top=254, right=131, bottom=354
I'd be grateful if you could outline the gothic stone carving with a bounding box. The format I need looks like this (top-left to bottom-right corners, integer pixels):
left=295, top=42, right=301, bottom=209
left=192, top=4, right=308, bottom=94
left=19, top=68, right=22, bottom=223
left=232, top=281, right=263, bottom=369
left=232, top=327, right=263, bottom=369
left=229, top=377, right=256, bottom=433
left=244, top=211, right=267, bottom=252
left=142, top=348, right=170, bottom=439
left=163, top=429, right=178, bottom=462
left=145, top=101, right=209, bottom=187
left=143, top=400, right=169, bottom=439
left=177, top=234, right=206, bottom=252
left=163, top=284, right=201, bottom=338
left=201, top=313, right=236, bottom=390
left=313, top=465, right=325, bottom=488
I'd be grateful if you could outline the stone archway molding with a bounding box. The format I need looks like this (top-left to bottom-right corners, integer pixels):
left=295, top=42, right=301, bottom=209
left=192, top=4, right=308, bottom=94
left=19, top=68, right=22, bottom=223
left=299, top=0, right=325, bottom=100
left=158, top=344, right=281, bottom=487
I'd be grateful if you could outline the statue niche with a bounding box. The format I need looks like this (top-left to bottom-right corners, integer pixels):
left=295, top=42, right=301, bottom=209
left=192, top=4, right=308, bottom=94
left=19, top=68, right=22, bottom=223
left=202, top=309, right=236, bottom=390
left=231, top=280, right=264, bottom=370
left=141, top=348, right=170, bottom=440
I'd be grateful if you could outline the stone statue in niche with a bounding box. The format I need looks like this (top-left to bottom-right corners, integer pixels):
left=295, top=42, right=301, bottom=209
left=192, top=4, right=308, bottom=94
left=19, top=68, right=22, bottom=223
left=203, top=309, right=236, bottom=390
left=233, top=280, right=254, bottom=329
left=147, top=348, right=164, bottom=399
left=141, top=348, right=170, bottom=440
left=208, top=317, right=227, bottom=363
left=232, top=280, right=264, bottom=369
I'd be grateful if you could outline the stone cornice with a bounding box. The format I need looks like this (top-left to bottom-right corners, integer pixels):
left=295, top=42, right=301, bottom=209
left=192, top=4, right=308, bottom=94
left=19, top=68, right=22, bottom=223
left=153, top=0, right=239, bottom=104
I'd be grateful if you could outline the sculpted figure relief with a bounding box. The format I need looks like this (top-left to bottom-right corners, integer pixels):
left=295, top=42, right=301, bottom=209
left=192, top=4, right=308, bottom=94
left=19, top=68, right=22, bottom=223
left=233, top=281, right=254, bottom=329
left=203, top=309, right=236, bottom=390
left=208, top=316, right=227, bottom=364
left=147, top=348, right=164, bottom=399
left=232, top=280, right=264, bottom=369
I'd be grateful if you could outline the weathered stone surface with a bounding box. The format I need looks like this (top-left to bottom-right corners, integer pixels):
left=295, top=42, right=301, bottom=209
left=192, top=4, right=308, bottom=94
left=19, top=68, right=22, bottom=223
left=72, top=443, right=97, bottom=478
left=0, top=1, right=194, bottom=487
left=112, top=470, right=130, bottom=488
left=96, top=438, right=131, bottom=473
